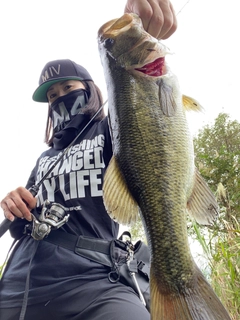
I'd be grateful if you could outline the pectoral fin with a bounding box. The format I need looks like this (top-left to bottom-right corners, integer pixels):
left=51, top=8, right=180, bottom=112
left=158, top=79, right=177, bottom=116
left=103, top=156, right=140, bottom=225
left=182, top=95, right=203, bottom=112
left=187, top=168, right=219, bottom=225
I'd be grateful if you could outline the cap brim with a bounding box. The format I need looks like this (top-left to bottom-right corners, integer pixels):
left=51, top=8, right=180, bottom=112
left=32, top=76, right=85, bottom=102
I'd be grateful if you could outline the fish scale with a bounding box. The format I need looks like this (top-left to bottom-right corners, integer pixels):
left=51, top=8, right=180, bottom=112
left=98, top=13, right=231, bottom=320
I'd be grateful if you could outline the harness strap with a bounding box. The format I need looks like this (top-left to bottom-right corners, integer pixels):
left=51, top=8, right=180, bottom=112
left=19, top=240, right=40, bottom=320
left=43, top=229, right=78, bottom=251
left=44, top=230, right=110, bottom=253
left=43, top=230, right=116, bottom=267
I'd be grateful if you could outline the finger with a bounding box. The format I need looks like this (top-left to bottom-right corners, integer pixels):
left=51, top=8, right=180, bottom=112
left=124, top=0, right=177, bottom=40
left=2, top=206, right=15, bottom=222
left=16, top=187, right=37, bottom=210
left=147, top=0, right=177, bottom=39
left=159, top=3, right=177, bottom=39
left=124, top=0, right=153, bottom=31
left=1, top=193, right=32, bottom=221
left=4, top=197, right=28, bottom=220
left=142, top=0, right=164, bottom=39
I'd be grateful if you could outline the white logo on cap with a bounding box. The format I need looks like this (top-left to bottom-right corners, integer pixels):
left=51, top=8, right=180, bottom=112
left=41, top=64, right=61, bottom=82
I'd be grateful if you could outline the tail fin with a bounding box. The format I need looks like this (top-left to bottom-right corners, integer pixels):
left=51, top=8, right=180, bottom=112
left=150, top=265, right=231, bottom=320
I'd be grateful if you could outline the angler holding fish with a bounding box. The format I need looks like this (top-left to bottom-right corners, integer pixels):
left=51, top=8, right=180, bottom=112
left=0, top=1, right=177, bottom=320
left=99, top=13, right=231, bottom=320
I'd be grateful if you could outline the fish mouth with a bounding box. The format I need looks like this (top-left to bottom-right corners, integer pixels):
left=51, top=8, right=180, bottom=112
left=135, top=57, right=166, bottom=77
left=98, top=13, right=168, bottom=78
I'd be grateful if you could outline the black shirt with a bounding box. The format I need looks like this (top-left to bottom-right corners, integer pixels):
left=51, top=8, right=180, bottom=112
left=0, top=115, right=119, bottom=307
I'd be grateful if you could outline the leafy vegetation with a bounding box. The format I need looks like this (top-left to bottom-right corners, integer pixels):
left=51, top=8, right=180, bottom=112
left=193, top=113, right=240, bottom=319
left=193, top=113, right=240, bottom=227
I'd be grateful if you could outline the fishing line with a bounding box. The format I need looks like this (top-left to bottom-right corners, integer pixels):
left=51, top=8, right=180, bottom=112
left=176, top=0, right=191, bottom=16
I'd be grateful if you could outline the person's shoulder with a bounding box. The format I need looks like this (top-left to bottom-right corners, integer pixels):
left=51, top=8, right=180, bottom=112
left=94, top=115, right=109, bottom=131
left=37, top=146, right=60, bottom=159
left=98, top=115, right=109, bottom=125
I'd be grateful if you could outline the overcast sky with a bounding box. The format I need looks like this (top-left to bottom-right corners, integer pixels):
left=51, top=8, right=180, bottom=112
left=0, top=0, right=239, bottom=263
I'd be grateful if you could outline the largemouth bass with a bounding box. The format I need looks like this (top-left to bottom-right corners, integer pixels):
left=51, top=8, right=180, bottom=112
left=98, top=13, right=231, bottom=320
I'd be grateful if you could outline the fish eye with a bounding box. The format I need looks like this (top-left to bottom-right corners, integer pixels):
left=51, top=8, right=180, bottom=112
left=104, top=38, right=115, bottom=47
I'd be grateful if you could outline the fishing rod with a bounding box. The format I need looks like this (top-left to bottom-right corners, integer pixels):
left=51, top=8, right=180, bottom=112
left=0, top=101, right=107, bottom=238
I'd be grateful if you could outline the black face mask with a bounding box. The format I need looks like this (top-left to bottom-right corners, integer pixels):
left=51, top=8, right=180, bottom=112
left=51, top=89, right=89, bottom=132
